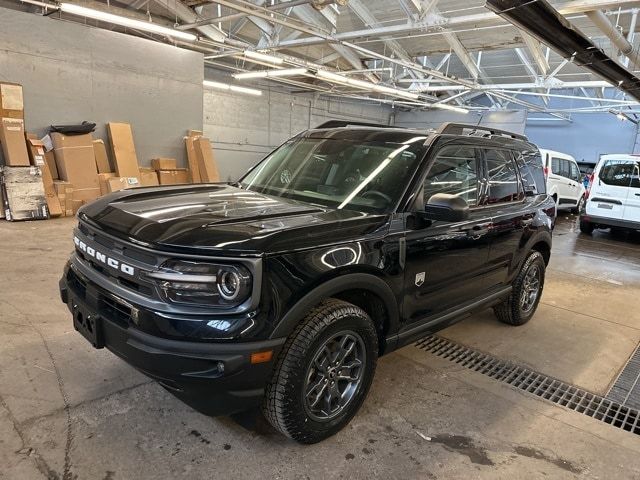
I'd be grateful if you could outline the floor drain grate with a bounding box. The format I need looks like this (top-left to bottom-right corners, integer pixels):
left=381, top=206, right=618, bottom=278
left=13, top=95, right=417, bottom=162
left=416, top=335, right=640, bottom=436
left=608, top=344, right=640, bottom=411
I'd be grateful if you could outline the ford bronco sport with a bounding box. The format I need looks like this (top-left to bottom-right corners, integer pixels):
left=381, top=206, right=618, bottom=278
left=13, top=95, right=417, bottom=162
left=60, top=122, right=555, bottom=443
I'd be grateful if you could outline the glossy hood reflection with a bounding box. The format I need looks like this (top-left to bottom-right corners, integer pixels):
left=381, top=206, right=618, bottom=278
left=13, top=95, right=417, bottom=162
left=80, top=184, right=389, bottom=255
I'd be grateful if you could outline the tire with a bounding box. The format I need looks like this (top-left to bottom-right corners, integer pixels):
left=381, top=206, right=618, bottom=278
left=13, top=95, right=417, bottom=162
left=493, top=251, right=545, bottom=326
left=263, top=299, right=378, bottom=444
left=571, top=195, right=585, bottom=214
left=579, top=218, right=594, bottom=235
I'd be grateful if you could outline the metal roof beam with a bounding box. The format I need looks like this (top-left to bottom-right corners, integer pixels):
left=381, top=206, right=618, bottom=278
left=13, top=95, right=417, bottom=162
left=521, top=31, right=550, bottom=75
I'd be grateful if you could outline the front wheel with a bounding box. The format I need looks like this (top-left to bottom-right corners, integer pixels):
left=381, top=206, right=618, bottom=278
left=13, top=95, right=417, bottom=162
left=263, top=299, right=378, bottom=444
left=494, top=251, right=545, bottom=326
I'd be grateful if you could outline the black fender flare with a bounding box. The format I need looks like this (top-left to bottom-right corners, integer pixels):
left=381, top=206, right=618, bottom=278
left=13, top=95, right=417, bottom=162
left=520, top=230, right=552, bottom=268
left=269, top=273, right=400, bottom=340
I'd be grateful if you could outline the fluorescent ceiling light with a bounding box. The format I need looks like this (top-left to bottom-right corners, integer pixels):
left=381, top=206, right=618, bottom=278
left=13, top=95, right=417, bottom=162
left=243, top=50, right=284, bottom=65
left=233, top=68, right=308, bottom=80
left=431, top=103, right=470, bottom=114
left=60, top=3, right=196, bottom=41
left=316, top=69, right=419, bottom=101
left=203, top=80, right=262, bottom=96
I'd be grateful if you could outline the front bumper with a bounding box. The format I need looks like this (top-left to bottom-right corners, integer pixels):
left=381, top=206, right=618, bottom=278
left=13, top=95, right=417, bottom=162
left=60, top=263, right=285, bottom=416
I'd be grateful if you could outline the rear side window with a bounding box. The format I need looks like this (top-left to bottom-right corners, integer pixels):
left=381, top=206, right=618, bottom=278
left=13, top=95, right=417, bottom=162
left=485, top=149, right=521, bottom=204
left=424, top=145, right=478, bottom=206
left=516, top=150, right=546, bottom=195
left=599, top=160, right=635, bottom=187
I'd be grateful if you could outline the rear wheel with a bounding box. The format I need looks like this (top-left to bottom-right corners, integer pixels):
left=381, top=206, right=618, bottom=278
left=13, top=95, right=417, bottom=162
left=263, top=299, right=378, bottom=444
left=494, top=251, right=545, bottom=326
left=579, top=218, right=594, bottom=235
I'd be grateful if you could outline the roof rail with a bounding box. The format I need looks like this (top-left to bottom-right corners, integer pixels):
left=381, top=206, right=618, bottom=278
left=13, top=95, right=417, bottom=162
left=314, top=120, right=398, bottom=129
left=436, top=122, right=528, bottom=141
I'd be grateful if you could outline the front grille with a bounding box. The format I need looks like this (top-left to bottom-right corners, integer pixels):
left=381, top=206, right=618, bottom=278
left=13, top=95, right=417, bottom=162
left=416, top=335, right=640, bottom=436
left=99, top=295, right=132, bottom=328
left=67, top=268, right=132, bottom=328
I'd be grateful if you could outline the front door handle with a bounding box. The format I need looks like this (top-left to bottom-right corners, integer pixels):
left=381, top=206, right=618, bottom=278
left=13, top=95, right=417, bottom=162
left=635, top=193, right=640, bottom=197
left=467, top=223, right=492, bottom=237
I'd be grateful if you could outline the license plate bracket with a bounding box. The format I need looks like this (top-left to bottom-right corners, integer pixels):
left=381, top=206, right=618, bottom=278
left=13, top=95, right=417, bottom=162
left=71, top=299, right=105, bottom=349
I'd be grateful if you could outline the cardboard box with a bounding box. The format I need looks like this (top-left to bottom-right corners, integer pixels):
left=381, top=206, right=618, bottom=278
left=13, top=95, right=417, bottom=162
left=107, top=123, right=140, bottom=178
left=0, top=118, right=30, bottom=166
left=53, top=180, right=72, bottom=196
left=187, top=130, right=203, bottom=137
left=194, top=137, right=220, bottom=182
left=0, top=166, right=49, bottom=221
left=93, top=139, right=112, bottom=174
left=44, top=150, right=58, bottom=180
left=139, top=168, right=159, bottom=187
left=0, top=82, right=24, bottom=120
left=73, top=187, right=100, bottom=203
left=157, top=169, right=189, bottom=185
left=52, top=133, right=99, bottom=190
left=107, top=176, right=139, bottom=193
left=26, top=138, right=47, bottom=167
left=185, top=136, right=201, bottom=183
left=151, top=157, right=177, bottom=170
left=40, top=160, right=62, bottom=217
left=50, top=132, right=93, bottom=149
left=98, top=173, right=117, bottom=195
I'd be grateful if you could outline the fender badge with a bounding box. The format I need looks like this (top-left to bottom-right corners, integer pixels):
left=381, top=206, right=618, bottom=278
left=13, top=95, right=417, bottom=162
left=415, top=272, right=425, bottom=287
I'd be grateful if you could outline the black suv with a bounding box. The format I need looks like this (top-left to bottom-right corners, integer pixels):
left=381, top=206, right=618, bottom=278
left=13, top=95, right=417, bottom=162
left=60, top=122, right=555, bottom=443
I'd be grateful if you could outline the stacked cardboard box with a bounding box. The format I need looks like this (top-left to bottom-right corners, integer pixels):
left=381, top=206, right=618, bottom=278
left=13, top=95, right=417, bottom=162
left=151, top=157, right=189, bottom=185
left=0, top=83, right=51, bottom=221
left=51, top=132, right=101, bottom=207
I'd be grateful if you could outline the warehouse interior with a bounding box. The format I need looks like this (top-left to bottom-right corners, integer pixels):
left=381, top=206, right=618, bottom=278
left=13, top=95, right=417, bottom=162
left=1, top=0, right=640, bottom=478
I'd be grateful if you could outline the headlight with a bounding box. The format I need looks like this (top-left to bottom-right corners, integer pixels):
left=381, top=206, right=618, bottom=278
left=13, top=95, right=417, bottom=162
left=147, top=260, right=252, bottom=308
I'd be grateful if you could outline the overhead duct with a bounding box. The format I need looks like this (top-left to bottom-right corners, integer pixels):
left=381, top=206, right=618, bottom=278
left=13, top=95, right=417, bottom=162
left=585, top=10, right=640, bottom=68
left=485, top=0, right=640, bottom=101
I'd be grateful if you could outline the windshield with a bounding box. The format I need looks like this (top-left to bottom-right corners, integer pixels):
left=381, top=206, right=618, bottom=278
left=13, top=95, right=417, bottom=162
left=239, top=135, right=427, bottom=213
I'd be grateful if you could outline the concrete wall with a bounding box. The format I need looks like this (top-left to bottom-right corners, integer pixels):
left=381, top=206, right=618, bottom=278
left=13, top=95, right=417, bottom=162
left=203, top=79, right=392, bottom=180
left=395, top=110, right=527, bottom=133
left=0, top=7, right=203, bottom=166
left=525, top=114, right=638, bottom=165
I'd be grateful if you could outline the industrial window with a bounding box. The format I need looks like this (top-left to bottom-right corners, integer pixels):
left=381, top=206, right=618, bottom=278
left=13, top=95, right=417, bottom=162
left=424, top=145, right=478, bottom=207
left=485, top=149, right=521, bottom=204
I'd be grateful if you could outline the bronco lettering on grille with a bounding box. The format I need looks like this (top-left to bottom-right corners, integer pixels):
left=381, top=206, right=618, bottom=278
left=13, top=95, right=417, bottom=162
left=74, top=236, right=135, bottom=276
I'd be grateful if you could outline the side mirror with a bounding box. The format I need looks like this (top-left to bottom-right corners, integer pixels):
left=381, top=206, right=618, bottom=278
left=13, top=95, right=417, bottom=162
left=424, top=193, right=469, bottom=222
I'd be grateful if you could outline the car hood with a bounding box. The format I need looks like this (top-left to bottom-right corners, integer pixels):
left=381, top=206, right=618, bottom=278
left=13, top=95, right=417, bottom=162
left=79, top=184, right=389, bottom=255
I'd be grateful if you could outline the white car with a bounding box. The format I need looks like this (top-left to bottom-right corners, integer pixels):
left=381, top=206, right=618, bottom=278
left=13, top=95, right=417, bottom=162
left=539, top=148, right=586, bottom=213
left=580, top=154, right=640, bottom=234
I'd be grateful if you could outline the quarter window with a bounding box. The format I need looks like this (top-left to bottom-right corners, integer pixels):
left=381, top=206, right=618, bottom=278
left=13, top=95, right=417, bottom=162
left=424, top=145, right=478, bottom=207
left=485, top=149, right=521, bottom=204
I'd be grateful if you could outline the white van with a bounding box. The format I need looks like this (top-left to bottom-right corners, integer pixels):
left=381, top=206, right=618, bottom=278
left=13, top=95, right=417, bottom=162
left=539, top=149, right=586, bottom=213
left=580, top=154, right=640, bottom=234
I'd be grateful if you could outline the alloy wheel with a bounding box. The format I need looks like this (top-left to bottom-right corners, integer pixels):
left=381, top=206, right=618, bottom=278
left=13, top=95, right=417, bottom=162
left=520, top=264, right=541, bottom=313
left=303, top=331, right=366, bottom=422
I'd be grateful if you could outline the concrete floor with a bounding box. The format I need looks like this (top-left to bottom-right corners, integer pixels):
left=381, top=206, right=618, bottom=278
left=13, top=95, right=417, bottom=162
left=1, top=213, right=640, bottom=479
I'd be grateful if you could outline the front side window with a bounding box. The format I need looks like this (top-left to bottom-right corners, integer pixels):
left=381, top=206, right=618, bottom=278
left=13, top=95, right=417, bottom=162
left=599, top=160, right=636, bottom=187
left=424, top=145, right=478, bottom=207
left=240, top=135, right=426, bottom=213
left=570, top=162, right=580, bottom=182
left=485, top=149, right=521, bottom=204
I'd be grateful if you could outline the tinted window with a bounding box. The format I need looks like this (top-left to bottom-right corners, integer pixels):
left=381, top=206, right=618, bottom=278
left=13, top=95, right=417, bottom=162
left=516, top=150, right=546, bottom=195
left=486, top=149, right=521, bottom=204
left=551, top=157, right=560, bottom=174
left=424, top=145, right=478, bottom=206
left=599, top=160, right=635, bottom=187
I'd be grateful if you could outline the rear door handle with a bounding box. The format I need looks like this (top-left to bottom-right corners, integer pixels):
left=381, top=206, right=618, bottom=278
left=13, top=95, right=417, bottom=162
left=635, top=193, right=640, bottom=197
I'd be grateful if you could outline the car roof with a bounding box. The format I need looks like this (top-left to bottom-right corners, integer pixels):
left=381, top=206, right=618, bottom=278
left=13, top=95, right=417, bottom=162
left=538, top=148, right=576, bottom=161
left=599, top=154, right=640, bottom=161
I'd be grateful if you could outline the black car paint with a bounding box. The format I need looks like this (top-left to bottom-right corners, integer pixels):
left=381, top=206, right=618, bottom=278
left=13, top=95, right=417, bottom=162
left=60, top=126, right=554, bottom=416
